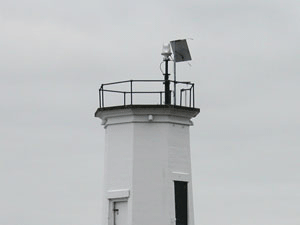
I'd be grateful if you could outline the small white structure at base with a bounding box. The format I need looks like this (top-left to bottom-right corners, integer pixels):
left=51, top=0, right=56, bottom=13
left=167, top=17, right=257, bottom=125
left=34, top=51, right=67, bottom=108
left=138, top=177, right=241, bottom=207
left=95, top=105, right=199, bottom=225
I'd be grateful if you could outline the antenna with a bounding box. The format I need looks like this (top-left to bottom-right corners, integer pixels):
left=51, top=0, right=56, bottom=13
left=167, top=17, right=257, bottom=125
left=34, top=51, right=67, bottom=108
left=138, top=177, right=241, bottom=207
left=170, top=39, right=192, bottom=105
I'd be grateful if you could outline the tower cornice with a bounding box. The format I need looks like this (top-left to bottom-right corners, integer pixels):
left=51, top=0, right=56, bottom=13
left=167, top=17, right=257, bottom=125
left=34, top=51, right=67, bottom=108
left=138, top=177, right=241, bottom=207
left=95, top=105, right=200, bottom=127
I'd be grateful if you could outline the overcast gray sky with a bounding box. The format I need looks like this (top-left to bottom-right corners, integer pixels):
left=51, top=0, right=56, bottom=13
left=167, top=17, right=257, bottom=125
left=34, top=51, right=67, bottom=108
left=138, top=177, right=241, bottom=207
left=1, top=0, right=299, bottom=224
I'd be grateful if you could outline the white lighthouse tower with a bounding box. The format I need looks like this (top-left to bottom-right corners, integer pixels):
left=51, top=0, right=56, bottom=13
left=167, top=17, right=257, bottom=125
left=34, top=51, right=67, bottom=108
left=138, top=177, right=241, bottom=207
left=95, top=40, right=200, bottom=225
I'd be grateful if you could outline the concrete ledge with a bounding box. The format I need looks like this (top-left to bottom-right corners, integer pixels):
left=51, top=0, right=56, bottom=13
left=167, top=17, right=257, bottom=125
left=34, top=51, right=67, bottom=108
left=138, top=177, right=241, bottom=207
left=95, top=105, right=200, bottom=128
left=106, top=189, right=130, bottom=199
left=95, top=104, right=200, bottom=118
left=171, top=172, right=191, bottom=182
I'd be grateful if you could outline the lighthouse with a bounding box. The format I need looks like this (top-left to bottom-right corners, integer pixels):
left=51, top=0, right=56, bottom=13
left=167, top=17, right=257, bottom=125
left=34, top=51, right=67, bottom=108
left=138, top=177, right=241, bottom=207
left=95, top=40, right=200, bottom=225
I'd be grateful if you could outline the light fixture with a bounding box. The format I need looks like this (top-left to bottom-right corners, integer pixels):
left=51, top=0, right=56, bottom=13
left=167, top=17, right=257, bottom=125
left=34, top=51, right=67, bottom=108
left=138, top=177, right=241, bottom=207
left=161, top=43, right=172, bottom=60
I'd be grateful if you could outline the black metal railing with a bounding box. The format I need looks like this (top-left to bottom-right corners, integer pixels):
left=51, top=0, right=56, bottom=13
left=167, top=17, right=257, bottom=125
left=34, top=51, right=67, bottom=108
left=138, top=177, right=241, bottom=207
left=98, top=80, right=195, bottom=108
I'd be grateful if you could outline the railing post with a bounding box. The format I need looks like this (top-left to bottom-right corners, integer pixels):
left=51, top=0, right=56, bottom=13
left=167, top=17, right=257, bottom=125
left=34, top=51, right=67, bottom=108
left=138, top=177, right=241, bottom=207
left=101, top=85, right=104, bottom=108
left=124, top=92, right=126, bottom=106
left=180, top=89, right=183, bottom=106
left=99, top=88, right=101, bottom=108
left=174, top=81, right=176, bottom=106
left=192, top=84, right=195, bottom=108
left=160, top=92, right=162, bottom=105
left=130, top=80, right=133, bottom=105
left=189, top=88, right=192, bottom=107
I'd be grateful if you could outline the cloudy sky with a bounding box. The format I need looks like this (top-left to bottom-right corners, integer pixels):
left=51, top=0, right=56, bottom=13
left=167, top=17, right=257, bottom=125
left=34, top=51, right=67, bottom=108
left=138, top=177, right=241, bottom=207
left=1, top=0, right=299, bottom=224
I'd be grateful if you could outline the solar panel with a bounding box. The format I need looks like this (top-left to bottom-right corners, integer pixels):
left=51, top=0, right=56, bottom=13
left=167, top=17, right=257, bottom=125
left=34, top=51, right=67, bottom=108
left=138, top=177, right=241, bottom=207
left=170, top=39, right=192, bottom=62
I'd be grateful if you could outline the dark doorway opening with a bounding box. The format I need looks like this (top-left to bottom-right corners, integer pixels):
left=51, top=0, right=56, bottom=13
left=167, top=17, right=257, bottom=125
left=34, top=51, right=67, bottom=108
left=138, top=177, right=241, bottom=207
left=174, top=181, right=188, bottom=225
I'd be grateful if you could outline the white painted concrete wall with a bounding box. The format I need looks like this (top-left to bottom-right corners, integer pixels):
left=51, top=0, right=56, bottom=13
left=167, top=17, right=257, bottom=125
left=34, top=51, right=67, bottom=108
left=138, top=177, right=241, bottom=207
left=103, top=122, right=134, bottom=225
left=96, top=106, right=199, bottom=225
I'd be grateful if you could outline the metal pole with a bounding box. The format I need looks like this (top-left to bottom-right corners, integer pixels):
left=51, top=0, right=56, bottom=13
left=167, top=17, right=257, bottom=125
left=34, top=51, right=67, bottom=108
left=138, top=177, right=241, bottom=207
left=164, top=58, right=171, bottom=105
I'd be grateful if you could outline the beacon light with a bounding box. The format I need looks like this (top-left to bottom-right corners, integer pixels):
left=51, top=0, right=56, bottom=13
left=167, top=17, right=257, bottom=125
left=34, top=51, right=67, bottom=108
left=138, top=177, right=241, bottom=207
left=161, top=43, right=172, bottom=60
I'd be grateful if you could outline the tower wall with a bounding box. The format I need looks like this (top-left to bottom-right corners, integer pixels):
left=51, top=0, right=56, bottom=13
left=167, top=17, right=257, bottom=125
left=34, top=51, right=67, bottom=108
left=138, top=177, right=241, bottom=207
left=96, top=106, right=199, bottom=225
left=103, top=122, right=134, bottom=225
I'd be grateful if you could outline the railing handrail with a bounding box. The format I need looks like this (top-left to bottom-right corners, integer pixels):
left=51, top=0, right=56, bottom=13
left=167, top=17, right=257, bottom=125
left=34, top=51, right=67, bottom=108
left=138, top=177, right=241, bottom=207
left=100, top=79, right=193, bottom=88
left=98, top=79, right=195, bottom=108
